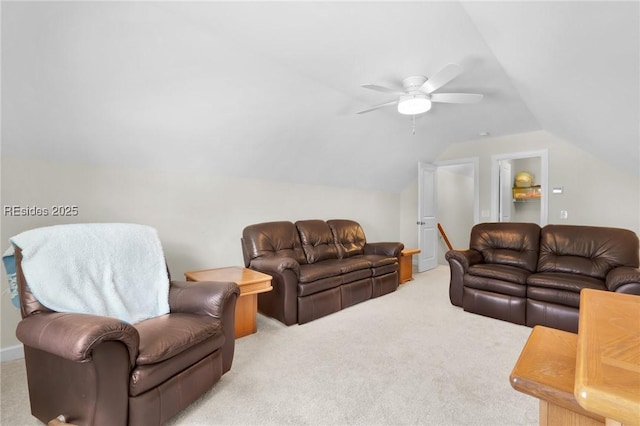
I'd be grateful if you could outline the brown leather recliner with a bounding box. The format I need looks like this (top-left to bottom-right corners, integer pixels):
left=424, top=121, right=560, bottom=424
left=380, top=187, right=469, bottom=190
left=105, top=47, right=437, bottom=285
left=14, top=247, right=239, bottom=426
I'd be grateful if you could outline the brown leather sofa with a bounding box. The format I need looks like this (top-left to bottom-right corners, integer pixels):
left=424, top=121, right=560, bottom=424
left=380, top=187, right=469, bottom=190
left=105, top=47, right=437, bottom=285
left=446, top=223, right=640, bottom=333
left=241, top=219, right=403, bottom=325
left=14, top=247, right=239, bottom=426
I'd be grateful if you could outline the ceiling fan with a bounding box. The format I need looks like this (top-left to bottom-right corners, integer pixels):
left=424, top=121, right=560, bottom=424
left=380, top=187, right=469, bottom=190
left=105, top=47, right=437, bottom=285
left=357, top=63, right=483, bottom=115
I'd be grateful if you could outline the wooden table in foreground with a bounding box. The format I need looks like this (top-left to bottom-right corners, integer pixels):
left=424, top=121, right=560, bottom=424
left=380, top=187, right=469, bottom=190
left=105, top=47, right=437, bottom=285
left=575, top=289, right=640, bottom=426
left=510, top=325, right=605, bottom=426
left=185, top=267, right=273, bottom=339
left=399, top=248, right=420, bottom=284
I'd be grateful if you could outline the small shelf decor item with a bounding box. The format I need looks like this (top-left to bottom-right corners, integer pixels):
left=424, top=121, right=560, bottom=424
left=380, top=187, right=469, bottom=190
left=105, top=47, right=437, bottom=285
left=513, top=171, right=540, bottom=201
left=513, top=185, right=541, bottom=200
left=514, top=171, right=534, bottom=187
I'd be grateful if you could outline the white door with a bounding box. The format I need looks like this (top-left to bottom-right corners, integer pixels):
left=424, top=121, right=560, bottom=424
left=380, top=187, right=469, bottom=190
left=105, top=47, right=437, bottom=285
left=499, top=160, right=512, bottom=222
left=418, top=162, right=438, bottom=272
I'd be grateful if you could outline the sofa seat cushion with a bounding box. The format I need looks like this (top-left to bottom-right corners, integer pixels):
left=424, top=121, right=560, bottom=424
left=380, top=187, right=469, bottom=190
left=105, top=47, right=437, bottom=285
left=134, top=313, right=223, bottom=365
left=526, top=286, right=582, bottom=308
left=130, top=313, right=225, bottom=396
left=468, top=264, right=531, bottom=285
left=353, top=254, right=397, bottom=268
left=298, top=275, right=342, bottom=297
left=299, top=258, right=371, bottom=283
left=130, top=333, right=225, bottom=396
left=464, top=274, right=527, bottom=297
left=527, top=272, right=606, bottom=293
left=371, top=263, right=398, bottom=278
left=341, top=268, right=372, bottom=285
left=299, top=262, right=342, bottom=283
left=335, top=258, right=373, bottom=273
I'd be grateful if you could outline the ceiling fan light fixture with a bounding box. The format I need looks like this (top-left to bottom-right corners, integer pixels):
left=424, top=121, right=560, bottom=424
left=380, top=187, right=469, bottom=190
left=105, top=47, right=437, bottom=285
left=398, top=94, right=432, bottom=115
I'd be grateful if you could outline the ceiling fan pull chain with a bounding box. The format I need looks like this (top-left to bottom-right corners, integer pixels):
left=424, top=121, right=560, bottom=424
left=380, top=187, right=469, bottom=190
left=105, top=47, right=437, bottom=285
left=412, top=115, right=416, bottom=136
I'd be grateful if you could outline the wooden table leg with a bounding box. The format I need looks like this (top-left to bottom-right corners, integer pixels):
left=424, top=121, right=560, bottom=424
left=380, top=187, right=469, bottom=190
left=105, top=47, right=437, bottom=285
left=234, top=293, right=258, bottom=338
left=539, top=401, right=604, bottom=426
left=399, top=249, right=420, bottom=284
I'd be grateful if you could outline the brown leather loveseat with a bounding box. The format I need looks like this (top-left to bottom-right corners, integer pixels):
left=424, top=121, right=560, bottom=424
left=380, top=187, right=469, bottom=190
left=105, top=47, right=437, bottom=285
left=241, top=219, right=404, bottom=325
left=446, top=222, right=640, bottom=333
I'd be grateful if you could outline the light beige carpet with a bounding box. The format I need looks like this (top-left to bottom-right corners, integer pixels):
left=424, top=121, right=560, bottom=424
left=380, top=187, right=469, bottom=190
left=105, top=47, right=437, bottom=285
left=1, top=266, right=537, bottom=425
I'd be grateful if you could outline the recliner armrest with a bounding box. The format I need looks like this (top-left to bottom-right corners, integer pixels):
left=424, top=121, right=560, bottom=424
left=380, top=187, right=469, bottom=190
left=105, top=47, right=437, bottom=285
left=606, top=267, right=640, bottom=293
left=16, top=312, right=140, bottom=368
left=169, top=280, right=240, bottom=373
left=445, top=249, right=483, bottom=272
left=250, top=256, right=300, bottom=277
left=364, top=242, right=404, bottom=257
left=170, top=280, right=240, bottom=318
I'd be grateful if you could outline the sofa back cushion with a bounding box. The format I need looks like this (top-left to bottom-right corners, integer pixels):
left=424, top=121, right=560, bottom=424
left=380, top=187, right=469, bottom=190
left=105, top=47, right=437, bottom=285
left=327, top=219, right=367, bottom=258
left=295, top=220, right=339, bottom=264
left=470, top=222, right=541, bottom=272
left=538, top=225, right=639, bottom=279
left=242, top=221, right=307, bottom=265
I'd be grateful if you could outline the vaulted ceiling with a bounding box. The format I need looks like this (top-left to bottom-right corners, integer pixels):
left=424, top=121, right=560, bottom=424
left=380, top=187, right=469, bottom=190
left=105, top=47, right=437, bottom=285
left=2, top=1, right=638, bottom=192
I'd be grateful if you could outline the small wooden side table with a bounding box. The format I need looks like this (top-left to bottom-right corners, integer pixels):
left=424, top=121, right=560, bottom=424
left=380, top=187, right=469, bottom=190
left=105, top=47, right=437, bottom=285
left=185, top=266, right=273, bottom=339
left=399, top=248, right=420, bottom=284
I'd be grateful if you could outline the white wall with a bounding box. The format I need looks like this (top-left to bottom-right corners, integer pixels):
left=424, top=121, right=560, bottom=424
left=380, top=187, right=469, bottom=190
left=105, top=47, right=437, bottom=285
left=399, top=178, right=418, bottom=250
left=437, top=168, right=474, bottom=263
left=0, top=156, right=401, bottom=353
left=436, top=130, right=640, bottom=234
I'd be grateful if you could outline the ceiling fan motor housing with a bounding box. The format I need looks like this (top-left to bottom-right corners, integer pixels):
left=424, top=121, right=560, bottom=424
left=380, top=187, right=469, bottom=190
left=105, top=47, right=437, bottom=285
left=402, top=75, right=429, bottom=91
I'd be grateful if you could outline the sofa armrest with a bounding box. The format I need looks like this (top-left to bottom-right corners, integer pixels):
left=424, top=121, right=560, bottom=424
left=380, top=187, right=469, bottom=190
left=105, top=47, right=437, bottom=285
left=250, top=256, right=300, bottom=277
left=445, top=249, right=482, bottom=307
left=169, top=281, right=240, bottom=318
left=169, top=280, right=240, bottom=318
left=249, top=257, right=299, bottom=326
left=606, top=267, right=640, bottom=293
left=170, top=280, right=239, bottom=373
left=445, top=249, right=483, bottom=272
left=364, top=242, right=404, bottom=257
left=16, top=312, right=140, bottom=368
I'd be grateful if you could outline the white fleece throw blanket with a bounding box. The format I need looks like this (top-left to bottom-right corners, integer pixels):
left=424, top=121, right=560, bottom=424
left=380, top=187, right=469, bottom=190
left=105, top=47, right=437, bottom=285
left=10, top=223, right=170, bottom=324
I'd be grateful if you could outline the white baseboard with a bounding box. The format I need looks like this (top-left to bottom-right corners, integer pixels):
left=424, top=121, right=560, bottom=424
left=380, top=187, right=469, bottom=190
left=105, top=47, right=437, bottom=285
left=0, top=344, right=24, bottom=362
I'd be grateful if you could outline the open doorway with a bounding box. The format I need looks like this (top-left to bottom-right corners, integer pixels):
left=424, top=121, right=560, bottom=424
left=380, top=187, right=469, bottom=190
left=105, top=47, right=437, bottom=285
left=434, top=158, right=479, bottom=264
left=491, top=150, right=549, bottom=226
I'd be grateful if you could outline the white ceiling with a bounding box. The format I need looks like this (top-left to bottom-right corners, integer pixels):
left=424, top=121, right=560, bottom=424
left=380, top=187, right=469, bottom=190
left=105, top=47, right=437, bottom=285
left=2, top=1, right=638, bottom=192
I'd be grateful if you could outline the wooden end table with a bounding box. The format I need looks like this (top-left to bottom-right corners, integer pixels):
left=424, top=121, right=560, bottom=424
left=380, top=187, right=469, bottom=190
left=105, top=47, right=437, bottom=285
left=185, top=266, right=272, bottom=339
left=399, top=248, right=420, bottom=284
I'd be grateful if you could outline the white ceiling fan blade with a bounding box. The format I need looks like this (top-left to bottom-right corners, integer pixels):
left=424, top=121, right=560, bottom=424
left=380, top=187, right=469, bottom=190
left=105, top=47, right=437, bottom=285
left=430, top=93, right=483, bottom=103
left=361, top=84, right=405, bottom=95
left=356, top=100, right=398, bottom=114
left=421, top=63, right=463, bottom=94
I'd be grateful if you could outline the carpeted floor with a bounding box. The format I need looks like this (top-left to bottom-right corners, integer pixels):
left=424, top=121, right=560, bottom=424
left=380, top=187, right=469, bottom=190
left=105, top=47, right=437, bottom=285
left=1, top=265, right=538, bottom=425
